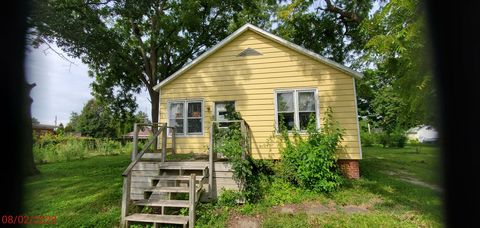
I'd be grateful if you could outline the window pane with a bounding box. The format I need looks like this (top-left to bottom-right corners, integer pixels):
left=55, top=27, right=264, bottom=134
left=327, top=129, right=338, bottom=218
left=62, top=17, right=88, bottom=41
left=188, top=102, right=202, bottom=118
left=298, top=92, right=315, bottom=111
left=216, top=101, right=235, bottom=121
left=187, top=119, right=202, bottom=133
left=169, top=119, right=184, bottom=134
left=277, top=92, right=294, bottom=112
left=278, top=113, right=294, bottom=131
left=169, top=103, right=184, bottom=118
left=299, top=112, right=315, bottom=130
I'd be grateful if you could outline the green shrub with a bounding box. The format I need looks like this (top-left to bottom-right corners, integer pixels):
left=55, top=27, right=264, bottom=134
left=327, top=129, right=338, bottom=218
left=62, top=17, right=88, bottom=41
left=389, top=129, right=407, bottom=148
left=408, top=138, right=421, bottom=146
left=377, top=130, right=407, bottom=148
left=33, top=133, right=132, bottom=163
left=378, top=132, right=390, bottom=148
left=217, top=189, right=242, bottom=207
left=213, top=105, right=270, bottom=203
left=360, top=132, right=376, bottom=147
left=278, top=107, right=344, bottom=193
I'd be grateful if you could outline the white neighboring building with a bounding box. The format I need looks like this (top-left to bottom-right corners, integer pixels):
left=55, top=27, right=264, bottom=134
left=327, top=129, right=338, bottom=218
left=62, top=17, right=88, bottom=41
left=406, top=125, right=439, bottom=143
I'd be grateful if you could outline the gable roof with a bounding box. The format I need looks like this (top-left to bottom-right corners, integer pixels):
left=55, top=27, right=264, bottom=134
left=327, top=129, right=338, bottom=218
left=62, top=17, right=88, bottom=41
left=153, top=23, right=363, bottom=91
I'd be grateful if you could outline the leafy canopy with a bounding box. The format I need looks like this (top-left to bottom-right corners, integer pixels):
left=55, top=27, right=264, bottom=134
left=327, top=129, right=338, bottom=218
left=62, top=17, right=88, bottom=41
left=28, top=0, right=275, bottom=124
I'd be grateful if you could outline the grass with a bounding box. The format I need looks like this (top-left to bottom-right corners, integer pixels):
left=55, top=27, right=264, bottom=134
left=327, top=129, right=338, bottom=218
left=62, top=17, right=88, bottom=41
left=24, top=154, right=130, bottom=227
left=23, top=144, right=442, bottom=227
left=196, top=144, right=443, bottom=227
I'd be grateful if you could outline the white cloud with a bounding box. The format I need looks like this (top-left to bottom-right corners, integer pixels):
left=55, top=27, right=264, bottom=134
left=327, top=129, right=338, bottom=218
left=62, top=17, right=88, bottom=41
left=25, top=43, right=152, bottom=126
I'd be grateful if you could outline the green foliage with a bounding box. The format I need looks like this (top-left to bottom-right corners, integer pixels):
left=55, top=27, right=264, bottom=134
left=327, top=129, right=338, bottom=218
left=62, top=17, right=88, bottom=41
left=24, top=155, right=131, bottom=227
left=33, top=133, right=134, bottom=163
left=389, top=129, right=407, bottom=148
left=377, top=129, right=407, bottom=148
left=361, top=131, right=376, bottom=147
left=217, top=189, right=243, bottom=207
left=213, top=106, right=271, bottom=203
left=278, top=108, right=344, bottom=193
left=65, top=99, right=149, bottom=138
left=28, top=0, right=274, bottom=124
left=196, top=202, right=229, bottom=228
left=276, top=0, right=375, bottom=64
left=378, top=132, right=390, bottom=148
left=23, top=146, right=442, bottom=228
left=357, top=0, right=435, bottom=130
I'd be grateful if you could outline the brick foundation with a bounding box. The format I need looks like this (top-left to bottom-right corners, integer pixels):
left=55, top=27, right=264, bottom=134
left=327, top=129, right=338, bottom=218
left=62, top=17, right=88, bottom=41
left=337, top=159, right=360, bottom=179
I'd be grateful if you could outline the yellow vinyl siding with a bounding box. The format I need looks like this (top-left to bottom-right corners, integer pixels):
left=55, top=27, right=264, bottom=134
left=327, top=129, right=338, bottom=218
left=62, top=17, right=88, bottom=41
left=160, top=30, right=361, bottom=160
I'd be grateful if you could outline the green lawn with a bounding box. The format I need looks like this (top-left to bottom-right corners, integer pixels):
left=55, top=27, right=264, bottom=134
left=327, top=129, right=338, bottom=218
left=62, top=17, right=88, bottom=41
left=24, top=145, right=443, bottom=227
left=24, top=154, right=130, bottom=227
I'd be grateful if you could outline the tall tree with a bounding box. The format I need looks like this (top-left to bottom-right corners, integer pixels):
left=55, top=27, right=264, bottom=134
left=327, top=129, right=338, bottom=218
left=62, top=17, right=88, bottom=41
left=28, top=0, right=273, bottom=128
left=359, top=0, right=433, bottom=129
left=64, top=112, right=80, bottom=133
left=275, top=0, right=377, bottom=64
left=76, top=99, right=117, bottom=138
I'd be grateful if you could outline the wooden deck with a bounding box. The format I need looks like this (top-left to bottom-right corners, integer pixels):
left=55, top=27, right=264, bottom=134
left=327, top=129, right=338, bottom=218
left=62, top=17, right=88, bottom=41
left=120, top=122, right=248, bottom=227
left=130, top=159, right=238, bottom=201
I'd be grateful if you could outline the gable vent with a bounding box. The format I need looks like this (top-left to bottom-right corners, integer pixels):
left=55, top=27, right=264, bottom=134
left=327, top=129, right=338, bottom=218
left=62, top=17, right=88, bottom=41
left=237, top=48, right=262, bottom=57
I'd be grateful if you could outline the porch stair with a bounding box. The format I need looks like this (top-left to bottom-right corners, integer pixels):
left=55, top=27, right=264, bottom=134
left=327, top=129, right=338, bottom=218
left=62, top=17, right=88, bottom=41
left=123, top=163, right=209, bottom=228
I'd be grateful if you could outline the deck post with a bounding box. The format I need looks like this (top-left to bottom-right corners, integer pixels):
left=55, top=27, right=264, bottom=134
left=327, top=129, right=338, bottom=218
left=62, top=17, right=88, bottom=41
left=189, top=174, right=196, bottom=228
left=240, top=120, right=246, bottom=160
left=172, top=128, right=176, bottom=155
left=120, top=173, right=131, bottom=227
left=131, top=123, right=139, bottom=161
left=209, top=123, right=214, bottom=198
left=162, top=123, right=167, bottom=163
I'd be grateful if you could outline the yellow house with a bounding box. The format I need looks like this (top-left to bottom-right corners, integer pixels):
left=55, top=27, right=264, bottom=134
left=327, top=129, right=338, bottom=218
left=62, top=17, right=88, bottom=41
left=153, top=24, right=363, bottom=178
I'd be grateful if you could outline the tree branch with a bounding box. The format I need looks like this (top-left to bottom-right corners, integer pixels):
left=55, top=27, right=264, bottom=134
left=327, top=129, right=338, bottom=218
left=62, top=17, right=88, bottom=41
left=40, top=38, right=77, bottom=67
left=130, top=19, right=152, bottom=80
left=323, top=0, right=362, bottom=23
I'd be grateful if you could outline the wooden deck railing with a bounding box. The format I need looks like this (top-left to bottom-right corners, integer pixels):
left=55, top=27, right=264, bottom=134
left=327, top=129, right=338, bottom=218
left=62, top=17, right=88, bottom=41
left=208, top=120, right=251, bottom=198
left=130, top=123, right=176, bottom=161
left=120, top=123, right=176, bottom=227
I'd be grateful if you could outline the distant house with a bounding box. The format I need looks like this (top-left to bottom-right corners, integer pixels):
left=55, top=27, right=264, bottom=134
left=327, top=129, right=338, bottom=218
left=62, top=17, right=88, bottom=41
left=32, top=124, right=57, bottom=137
left=406, top=125, right=439, bottom=143
left=123, top=127, right=153, bottom=140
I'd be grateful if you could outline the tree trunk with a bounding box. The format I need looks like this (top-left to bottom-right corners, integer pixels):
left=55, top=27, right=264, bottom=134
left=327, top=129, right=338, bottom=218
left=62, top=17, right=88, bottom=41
left=149, top=89, right=160, bottom=150
left=150, top=90, right=159, bottom=125
left=25, top=83, right=40, bottom=176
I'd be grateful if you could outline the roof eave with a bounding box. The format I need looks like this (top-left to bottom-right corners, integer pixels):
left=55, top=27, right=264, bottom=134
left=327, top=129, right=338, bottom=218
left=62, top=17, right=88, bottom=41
left=153, top=23, right=363, bottom=91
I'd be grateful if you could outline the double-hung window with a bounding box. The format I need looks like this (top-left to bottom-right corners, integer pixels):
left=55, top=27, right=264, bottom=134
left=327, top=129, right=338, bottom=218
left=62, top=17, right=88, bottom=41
left=168, top=100, right=203, bottom=136
left=275, top=89, right=318, bottom=132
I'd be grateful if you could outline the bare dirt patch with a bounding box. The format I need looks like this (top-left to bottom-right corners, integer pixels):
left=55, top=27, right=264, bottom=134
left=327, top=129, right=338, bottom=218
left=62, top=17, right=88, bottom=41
left=228, top=213, right=262, bottom=228
left=272, top=201, right=366, bottom=215
left=383, top=170, right=442, bottom=192
left=272, top=204, right=303, bottom=214
left=342, top=205, right=369, bottom=214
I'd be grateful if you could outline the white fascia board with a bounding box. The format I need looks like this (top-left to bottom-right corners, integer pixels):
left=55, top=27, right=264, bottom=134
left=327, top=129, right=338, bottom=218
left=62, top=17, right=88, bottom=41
left=153, top=23, right=363, bottom=91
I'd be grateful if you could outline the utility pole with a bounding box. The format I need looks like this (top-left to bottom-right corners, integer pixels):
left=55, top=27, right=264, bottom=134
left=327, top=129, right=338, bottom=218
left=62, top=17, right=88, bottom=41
left=54, top=115, right=57, bottom=126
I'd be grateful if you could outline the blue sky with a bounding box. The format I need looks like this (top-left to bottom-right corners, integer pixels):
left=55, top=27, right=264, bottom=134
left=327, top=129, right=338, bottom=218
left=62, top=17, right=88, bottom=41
left=25, top=43, right=151, bottom=126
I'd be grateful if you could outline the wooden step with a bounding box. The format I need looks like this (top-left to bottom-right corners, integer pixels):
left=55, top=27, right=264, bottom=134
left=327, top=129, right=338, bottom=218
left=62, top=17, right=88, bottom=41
left=125, top=213, right=188, bottom=225
left=151, top=175, right=205, bottom=181
left=159, top=165, right=208, bottom=170
left=145, top=186, right=190, bottom=193
left=145, top=186, right=205, bottom=194
left=135, top=199, right=189, bottom=207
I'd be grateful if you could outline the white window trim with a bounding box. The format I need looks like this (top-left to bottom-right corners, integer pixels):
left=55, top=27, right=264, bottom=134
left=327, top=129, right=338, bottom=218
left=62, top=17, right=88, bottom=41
left=167, top=99, right=204, bottom=137
left=213, top=100, right=237, bottom=121
left=274, top=88, right=320, bottom=133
